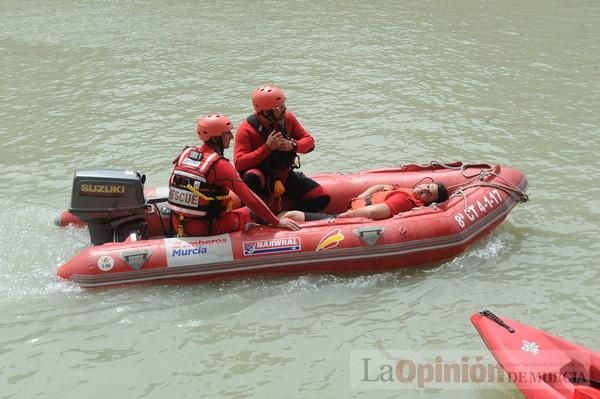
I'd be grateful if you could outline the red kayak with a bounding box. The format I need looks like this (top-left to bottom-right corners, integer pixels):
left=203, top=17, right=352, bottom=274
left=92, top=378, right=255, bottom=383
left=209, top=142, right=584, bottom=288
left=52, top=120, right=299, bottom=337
left=471, top=311, right=600, bottom=399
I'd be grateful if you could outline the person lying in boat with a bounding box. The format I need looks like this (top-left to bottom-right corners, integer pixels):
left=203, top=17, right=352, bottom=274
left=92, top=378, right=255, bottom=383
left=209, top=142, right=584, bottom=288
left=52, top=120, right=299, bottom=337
left=167, top=113, right=300, bottom=236
left=280, top=182, right=449, bottom=222
left=233, top=84, right=331, bottom=213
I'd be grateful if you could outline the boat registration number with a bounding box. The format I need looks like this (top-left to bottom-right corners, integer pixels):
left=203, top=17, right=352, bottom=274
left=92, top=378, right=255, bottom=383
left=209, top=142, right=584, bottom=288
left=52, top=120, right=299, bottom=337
left=454, top=189, right=503, bottom=228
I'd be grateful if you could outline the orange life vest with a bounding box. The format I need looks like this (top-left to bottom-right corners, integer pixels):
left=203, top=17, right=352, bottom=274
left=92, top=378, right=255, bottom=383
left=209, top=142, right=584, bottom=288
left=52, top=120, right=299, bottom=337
left=350, top=187, right=423, bottom=210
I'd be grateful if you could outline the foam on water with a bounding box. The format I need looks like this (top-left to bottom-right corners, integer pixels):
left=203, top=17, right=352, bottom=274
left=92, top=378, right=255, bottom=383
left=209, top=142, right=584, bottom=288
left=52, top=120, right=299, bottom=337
left=0, top=201, right=90, bottom=303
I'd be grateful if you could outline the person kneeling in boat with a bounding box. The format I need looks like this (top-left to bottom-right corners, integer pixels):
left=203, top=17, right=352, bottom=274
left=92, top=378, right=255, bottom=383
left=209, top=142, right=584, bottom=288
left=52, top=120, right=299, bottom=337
left=168, top=114, right=300, bottom=236
left=281, top=182, right=449, bottom=222
left=233, top=85, right=331, bottom=213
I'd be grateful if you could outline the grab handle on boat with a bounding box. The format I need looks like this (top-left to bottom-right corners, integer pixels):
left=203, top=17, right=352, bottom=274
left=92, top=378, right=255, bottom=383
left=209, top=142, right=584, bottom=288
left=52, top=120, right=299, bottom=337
left=479, top=310, right=515, bottom=333
left=119, top=249, right=153, bottom=271
left=354, top=226, right=384, bottom=246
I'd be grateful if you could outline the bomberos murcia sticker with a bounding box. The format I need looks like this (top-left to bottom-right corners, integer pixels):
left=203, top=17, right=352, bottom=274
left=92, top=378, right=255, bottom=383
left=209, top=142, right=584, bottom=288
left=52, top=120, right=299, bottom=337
left=97, top=255, right=115, bottom=272
left=165, top=234, right=234, bottom=268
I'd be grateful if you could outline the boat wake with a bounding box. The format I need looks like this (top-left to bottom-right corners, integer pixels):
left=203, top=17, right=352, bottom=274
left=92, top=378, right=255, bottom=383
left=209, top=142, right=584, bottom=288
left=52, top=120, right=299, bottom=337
left=434, top=225, right=516, bottom=272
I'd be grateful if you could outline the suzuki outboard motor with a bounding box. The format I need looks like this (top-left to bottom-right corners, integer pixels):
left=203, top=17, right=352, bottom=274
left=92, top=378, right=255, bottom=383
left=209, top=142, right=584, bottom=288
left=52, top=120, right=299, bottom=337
left=69, top=169, right=148, bottom=245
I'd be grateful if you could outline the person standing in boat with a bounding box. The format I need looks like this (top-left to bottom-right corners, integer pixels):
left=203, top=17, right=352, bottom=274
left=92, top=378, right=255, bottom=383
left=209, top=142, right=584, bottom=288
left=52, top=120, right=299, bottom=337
left=233, top=85, right=331, bottom=213
left=280, top=182, right=449, bottom=222
left=167, top=113, right=300, bottom=236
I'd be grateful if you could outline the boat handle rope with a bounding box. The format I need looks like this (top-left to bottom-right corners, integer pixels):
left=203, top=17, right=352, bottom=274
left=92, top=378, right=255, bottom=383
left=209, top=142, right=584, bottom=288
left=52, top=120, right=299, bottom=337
left=429, top=160, right=495, bottom=179
left=449, top=166, right=529, bottom=213
left=453, top=183, right=528, bottom=214
left=482, top=168, right=529, bottom=203
left=479, top=310, right=515, bottom=333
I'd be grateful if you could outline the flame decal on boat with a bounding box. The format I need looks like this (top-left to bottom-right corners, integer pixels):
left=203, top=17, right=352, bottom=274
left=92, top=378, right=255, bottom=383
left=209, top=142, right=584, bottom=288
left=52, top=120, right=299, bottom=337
left=316, top=229, right=345, bottom=252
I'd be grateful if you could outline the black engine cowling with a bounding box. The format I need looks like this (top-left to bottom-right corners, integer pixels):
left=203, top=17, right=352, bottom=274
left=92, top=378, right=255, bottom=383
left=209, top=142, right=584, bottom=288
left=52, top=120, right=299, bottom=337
left=69, top=169, right=148, bottom=245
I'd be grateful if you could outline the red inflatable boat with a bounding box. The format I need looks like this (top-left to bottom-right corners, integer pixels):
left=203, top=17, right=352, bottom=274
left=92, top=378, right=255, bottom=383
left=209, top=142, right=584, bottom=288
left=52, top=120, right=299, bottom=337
left=471, top=311, right=600, bottom=399
left=56, top=162, right=528, bottom=287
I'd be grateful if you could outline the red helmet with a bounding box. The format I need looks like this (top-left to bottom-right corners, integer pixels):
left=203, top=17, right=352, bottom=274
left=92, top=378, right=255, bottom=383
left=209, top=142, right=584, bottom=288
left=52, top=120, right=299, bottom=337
left=196, top=114, right=233, bottom=142
left=252, top=85, right=286, bottom=113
